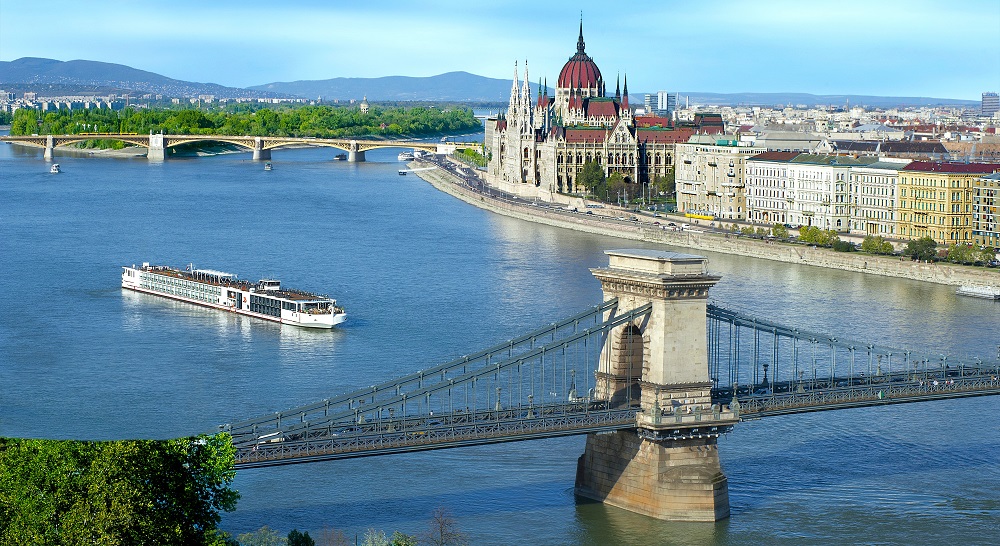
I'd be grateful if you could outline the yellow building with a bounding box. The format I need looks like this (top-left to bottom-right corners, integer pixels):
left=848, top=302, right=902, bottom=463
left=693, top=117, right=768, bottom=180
left=898, top=161, right=1000, bottom=245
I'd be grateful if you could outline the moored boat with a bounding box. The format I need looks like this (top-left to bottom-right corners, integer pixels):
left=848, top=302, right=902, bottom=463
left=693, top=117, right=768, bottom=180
left=122, top=263, right=346, bottom=328
left=334, top=153, right=347, bottom=161
left=398, top=152, right=414, bottom=161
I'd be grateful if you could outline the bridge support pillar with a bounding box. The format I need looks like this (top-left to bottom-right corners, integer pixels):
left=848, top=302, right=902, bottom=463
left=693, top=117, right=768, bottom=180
left=44, top=135, right=54, bottom=161
left=576, top=249, right=737, bottom=521
left=252, top=137, right=271, bottom=161
left=576, top=432, right=729, bottom=521
left=348, top=141, right=365, bottom=162
left=147, top=133, right=165, bottom=161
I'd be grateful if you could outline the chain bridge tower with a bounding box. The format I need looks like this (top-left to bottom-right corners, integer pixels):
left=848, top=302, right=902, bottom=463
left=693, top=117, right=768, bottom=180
left=575, top=249, right=738, bottom=521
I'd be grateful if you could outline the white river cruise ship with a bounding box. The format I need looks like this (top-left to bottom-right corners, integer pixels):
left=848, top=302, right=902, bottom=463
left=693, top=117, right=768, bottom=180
left=122, top=263, right=346, bottom=328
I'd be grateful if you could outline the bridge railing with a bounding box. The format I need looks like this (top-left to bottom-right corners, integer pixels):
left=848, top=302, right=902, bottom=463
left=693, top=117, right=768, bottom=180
left=225, top=300, right=653, bottom=448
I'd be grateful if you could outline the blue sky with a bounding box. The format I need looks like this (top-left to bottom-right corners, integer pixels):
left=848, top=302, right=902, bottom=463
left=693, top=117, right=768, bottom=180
left=2, top=0, right=998, bottom=100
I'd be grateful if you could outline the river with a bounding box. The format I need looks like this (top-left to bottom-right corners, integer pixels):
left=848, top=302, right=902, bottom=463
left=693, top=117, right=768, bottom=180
left=1, top=140, right=997, bottom=545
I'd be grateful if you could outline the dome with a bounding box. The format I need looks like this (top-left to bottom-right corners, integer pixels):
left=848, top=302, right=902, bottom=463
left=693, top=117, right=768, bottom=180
left=557, top=23, right=602, bottom=89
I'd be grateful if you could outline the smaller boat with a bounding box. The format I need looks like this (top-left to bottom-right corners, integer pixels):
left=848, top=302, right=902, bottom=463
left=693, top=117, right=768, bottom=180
left=264, top=162, right=273, bottom=171
left=398, top=170, right=407, bottom=176
left=956, top=285, right=1000, bottom=300
left=334, top=153, right=347, bottom=161
left=50, top=163, right=61, bottom=174
left=398, top=152, right=414, bottom=161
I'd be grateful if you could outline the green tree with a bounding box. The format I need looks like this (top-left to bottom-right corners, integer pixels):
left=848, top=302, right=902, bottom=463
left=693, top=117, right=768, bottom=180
left=0, top=434, right=239, bottom=546
left=607, top=172, right=626, bottom=203
left=861, top=235, right=894, bottom=255
left=237, top=526, right=285, bottom=546
left=575, top=160, right=606, bottom=199
left=979, top=246, right=997, bottom=266
left=389, top=531, right=418, bottom=546
left=904, top=236, right=938, bottom=261
left=772, top=223, right=789, bottom=239
left=361, top=529, right=389, bottom=546
left=288, top=529, right=315, bottom=546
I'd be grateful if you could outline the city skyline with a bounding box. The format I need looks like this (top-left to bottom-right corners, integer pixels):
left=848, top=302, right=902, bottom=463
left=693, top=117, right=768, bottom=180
left=1, top=0, right=998, bottom=100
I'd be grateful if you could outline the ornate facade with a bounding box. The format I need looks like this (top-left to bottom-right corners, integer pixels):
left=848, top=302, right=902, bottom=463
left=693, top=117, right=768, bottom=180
left=486, top=23, right=703, bottom=200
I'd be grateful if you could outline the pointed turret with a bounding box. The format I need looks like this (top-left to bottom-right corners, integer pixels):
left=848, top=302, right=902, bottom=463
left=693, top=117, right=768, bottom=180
left=622, top=74, right=630, bottom=110
left=576, top=15, right=586, bottom=55
left=615, top=74, right=621, bottom=101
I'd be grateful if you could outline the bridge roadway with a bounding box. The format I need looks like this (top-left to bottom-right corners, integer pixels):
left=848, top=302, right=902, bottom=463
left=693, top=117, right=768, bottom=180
left=226, top=298, right=1000, bottom=469
left=0, top=133, right=480, bottom=161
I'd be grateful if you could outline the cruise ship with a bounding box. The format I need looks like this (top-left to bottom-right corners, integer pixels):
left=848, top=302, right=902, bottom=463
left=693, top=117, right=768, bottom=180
left=122, top=263, right=346, bottom=328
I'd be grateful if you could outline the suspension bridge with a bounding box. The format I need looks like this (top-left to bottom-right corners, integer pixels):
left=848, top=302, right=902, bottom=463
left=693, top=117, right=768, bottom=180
left=216, top=249, right=999, bottom=521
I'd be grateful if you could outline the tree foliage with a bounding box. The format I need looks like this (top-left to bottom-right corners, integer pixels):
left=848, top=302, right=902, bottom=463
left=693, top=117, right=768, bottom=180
left=0, top=434, right=239, bottom=546
left=771, top=223, right=789, bottom=239
left=9, top=103, right=481, bottom=140
left=575, top=160, right=606, bottom=199
left=288, top=529, right=316, bottom=546
left=798, top=226, right=840, bottom=247
left=904, top=236, right=938, bottom=261
left=861, top=235, right=895, bottom=255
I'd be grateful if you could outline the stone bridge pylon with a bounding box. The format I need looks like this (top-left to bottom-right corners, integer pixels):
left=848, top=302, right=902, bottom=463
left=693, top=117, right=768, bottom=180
left=575, top=249, right=738, bottom=521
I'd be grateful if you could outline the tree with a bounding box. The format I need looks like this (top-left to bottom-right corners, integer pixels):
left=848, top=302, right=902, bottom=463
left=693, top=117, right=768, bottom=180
left=315, top=527, right=351, bottom=546
left=0, top=434, right=239, bottom=546
left=237, top=526, right=285, bottom=546
left=288, top=529, right=316, bottom=546
left=575, top=160, right=606, bottom=199
left=607, top=172, right=626, bottom=203
left=904, top=236, right=938, bottom=261
left=861, top=235, right=894, bottom=255
left=361, top=529, right=389, bottom=546
left=389, top=531, right=418, bottom=546
left=423, top=508, right=467, bottom=546
left=772, top=223, right=789, bottom=239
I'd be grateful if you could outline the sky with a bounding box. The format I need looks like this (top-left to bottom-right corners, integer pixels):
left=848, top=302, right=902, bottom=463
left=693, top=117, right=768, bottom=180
left=2, top=0, right=998, bottom=100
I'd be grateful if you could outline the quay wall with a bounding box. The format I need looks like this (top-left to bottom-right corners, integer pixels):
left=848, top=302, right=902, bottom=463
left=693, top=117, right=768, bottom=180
left=415, top=164, right=1000, bottom=291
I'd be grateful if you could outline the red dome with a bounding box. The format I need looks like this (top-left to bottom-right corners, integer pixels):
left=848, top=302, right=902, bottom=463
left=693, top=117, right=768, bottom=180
left=557, top=24, right=602, bottom=89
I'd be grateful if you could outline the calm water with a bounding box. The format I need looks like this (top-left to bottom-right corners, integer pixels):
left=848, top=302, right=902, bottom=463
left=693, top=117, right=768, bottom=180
left=1, top=140, right=997, bottom=545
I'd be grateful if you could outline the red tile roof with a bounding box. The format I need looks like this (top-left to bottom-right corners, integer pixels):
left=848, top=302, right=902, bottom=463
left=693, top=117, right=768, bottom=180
left=636, top=127, right=694, bottom=144
left=635, top=116, right=672, bottom=128
left=564, top=127, right=608, bottom=143
left=585, top=99, right=619, bottom=118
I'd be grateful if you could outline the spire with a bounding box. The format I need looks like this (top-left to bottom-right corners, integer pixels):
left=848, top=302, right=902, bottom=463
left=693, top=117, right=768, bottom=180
left=576, top=13, right=586, bottom=54
left=544, top=78, right=548, bottom=97
left=622, top=74, right=630, bottom=110
left=615, top=74, right=621, bottom=101
left=538, top=77, right=542, bottom=98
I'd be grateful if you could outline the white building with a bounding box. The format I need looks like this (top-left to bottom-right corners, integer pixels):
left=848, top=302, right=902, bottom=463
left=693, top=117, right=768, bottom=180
left=745, top=152, right=799, bottom=225
left=848, top=158, right=911, bottom=238
left=785, top=154, right=876, bottom=231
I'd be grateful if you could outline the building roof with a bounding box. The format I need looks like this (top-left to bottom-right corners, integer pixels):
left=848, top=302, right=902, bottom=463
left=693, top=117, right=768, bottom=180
left=558, top=23, right=602, bottom=89
left=635, top=115, right=672, bottom=128
left=790, top=154, right=877, bottom=167
left=585, top=97, right=619, bottom=118
left=748, top=151, right=800, bottom=162
left=853, top=160, right=913, bottom=171
left=636, top=127, right=694, bottom=144
left=563, top=126, right=609, bottom=143
left=901, top=161, right=1000, bottom=174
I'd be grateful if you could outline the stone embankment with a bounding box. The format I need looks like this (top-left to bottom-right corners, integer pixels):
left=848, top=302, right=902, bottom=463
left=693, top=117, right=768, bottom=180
left=417, top=163, right=998, bottom=291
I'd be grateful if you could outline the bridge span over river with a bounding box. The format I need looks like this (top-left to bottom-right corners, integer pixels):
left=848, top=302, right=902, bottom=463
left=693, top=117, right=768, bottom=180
left=0, top=133, right=479, bottom=162
left=216, top=249, right=1000, bottom=522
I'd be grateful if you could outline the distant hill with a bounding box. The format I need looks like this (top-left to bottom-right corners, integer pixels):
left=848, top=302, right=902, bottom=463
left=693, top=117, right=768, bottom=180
left=250, top=71, right=548, bottom=102
left=0, top=57, right=279, bottom=98
left=0, top=57, right=978, bottom=108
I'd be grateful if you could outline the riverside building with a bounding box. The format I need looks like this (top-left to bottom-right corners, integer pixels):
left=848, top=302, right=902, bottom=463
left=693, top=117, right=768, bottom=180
left=973, top=172, right=1000, bottom=248
left=847, top=158, right=911, bottom=238
left=485, top=22, right=721, bottom=200
left=674, top=135, right=764, bottom=220
left=897, top=162, right=1000, bottom=245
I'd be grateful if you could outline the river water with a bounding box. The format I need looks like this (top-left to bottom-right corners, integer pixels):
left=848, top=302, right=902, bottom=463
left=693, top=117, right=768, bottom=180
left=1, top=140, right=997, bottom=545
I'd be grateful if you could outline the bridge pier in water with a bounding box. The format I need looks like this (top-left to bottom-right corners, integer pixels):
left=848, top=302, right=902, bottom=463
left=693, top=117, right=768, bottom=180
left=44, top=135, right=54, bottom=161
left=348, top=140, right=365, bottom=162
left=252, top=137, right=271, bottom=161
left=576, top=249, right=738, bottom=521
left=147, top=133, right=165, bottom=161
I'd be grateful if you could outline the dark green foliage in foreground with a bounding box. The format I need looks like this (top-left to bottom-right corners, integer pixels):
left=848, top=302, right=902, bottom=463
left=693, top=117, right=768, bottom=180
left=0, top=434, right=239, bottom=546
left=9, top=103, right=481, bottom=140
left=904, top=236, right=938, bottom=261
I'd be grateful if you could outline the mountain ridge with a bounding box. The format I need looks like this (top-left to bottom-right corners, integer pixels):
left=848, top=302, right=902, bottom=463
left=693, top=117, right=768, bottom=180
left=0, top=57, right=979, bottom=107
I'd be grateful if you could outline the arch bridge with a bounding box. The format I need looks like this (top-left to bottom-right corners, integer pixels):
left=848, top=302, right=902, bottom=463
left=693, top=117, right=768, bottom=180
left=0, top=133, right=479, bottom=162
left=217, top=249, right=999, bottom=522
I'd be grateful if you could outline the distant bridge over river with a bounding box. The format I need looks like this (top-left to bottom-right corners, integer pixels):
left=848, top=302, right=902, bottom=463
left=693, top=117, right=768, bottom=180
left=0, top=133, right=480, bottom=162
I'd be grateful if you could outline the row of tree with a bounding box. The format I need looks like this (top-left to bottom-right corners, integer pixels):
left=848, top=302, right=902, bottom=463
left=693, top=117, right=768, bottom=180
left=0, top=434, right=239, bottom=545
left=9, top=103, right=481, bottom=139
left=572, top=160, right=675, bottom=204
